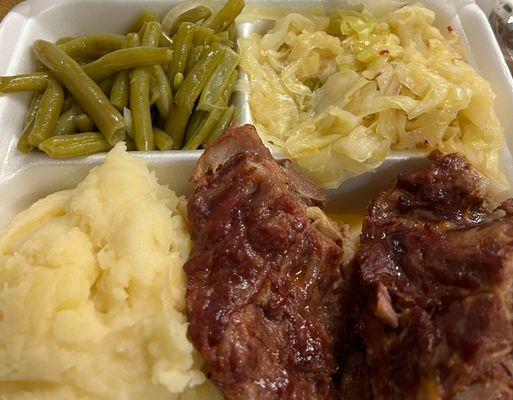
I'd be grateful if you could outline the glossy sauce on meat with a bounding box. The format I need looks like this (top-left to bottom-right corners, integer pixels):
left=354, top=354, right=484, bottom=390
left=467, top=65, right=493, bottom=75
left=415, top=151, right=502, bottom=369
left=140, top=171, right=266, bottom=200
left=349, top=153, right=513, bottom=400
left=185, top=125, right=350, bottom=400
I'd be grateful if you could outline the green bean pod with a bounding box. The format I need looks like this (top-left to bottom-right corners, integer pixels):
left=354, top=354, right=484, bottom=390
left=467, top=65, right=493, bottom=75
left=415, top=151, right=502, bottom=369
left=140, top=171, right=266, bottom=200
left=198, top=47, right=239, bottom=111
left=128, top=10, right=159, bottom=33
left=98, top=76, right=114, bottom=96
left=184, top=69, right=237, bottom=150
left=34, top=40, right=126, bottom=146
left=75, top=114, right=95, bottom=132
left=27, top=79, right=64, bottom=146
left=142, top=21, right=162, bottom=47
left=110, top=33, right=139, bottom=111
left=130, top=66, right=154, bottom=150
left=185, top=46, right=205, bottom=75
left=168, top=6, right=212, bottom=35
left=185, top=109, right=208, bottom=143
left=203, top=104, right=235, bottom=146
left=0, top=72, right=50, bottom=93
left=17, top=93, right=42, bottom=153
left=151, top=65, right=172, bottom=119
left=208, top=0, right=245, bottom=32
left=55, top=103, right=83, bottom=136
left=167, top=22, right=194, bottom=86
left=81, top=47, right=173, bottom=80
left=39, top=132, right=111, bottom=158
left=165, top=44, right=225, bottom=149
left=191, top=25, right=217, bottom=46
left=59, top=35, right=125, bottom=61
left=153, top=127, right=173, bottom=150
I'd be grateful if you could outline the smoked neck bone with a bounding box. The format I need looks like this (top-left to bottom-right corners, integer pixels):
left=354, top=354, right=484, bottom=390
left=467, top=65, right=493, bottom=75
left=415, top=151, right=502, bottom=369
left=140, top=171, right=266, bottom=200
left=185, top=124, right=349, bottom=400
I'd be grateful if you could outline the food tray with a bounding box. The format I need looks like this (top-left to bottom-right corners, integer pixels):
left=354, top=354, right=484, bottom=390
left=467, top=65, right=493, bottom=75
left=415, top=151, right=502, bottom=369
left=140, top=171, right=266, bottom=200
left=1, top=0, right=512, bottom=227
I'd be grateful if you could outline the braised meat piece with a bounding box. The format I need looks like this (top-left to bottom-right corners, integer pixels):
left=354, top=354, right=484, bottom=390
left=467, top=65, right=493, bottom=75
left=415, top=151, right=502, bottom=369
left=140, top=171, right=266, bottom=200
left=352, top=152, right=513, bottom=399
left=185, top=125, right=352, bottom=400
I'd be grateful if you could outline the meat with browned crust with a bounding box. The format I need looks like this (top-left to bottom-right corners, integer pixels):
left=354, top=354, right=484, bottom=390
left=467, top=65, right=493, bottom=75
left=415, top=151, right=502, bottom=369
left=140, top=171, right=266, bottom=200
left=349, top=152, right=513, bottom=399
left=185, top=125, right=352, bottom=400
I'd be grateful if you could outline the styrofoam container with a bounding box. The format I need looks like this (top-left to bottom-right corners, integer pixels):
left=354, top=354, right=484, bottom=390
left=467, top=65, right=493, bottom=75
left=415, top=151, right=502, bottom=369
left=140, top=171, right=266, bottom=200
left=1, top=0, right=512, bottom=227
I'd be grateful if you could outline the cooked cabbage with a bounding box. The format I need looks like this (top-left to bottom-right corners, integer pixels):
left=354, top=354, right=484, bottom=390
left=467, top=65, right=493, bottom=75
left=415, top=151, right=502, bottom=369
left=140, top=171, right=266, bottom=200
left=238, top=4, right=507, bottom=189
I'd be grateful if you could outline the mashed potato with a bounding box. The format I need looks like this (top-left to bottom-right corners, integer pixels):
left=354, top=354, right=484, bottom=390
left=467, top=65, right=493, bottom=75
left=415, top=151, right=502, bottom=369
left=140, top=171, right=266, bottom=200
left=0, top=144, right=222, bottom=400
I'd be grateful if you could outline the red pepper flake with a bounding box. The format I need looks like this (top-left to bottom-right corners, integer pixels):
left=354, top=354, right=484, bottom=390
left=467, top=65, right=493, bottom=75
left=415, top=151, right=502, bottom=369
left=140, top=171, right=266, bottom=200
left=172, top=100, right=179, bottom=108
left=447, top=25, right=454, bottom=33
left=379, top=49, right=390, bottom=56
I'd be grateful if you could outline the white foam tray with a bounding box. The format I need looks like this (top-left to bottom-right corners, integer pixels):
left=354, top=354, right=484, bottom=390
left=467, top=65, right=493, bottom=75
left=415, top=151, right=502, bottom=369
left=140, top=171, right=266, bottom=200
left=1, top=0, right=512, bottom=228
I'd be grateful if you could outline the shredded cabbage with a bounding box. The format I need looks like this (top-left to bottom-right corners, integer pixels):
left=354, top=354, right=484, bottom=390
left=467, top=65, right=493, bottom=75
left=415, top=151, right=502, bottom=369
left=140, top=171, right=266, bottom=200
left=238, top=4, right=507, bottom=189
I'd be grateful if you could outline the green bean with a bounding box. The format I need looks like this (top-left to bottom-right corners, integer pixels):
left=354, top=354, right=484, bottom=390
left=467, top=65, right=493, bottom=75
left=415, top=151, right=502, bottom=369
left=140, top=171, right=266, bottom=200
left=59, top=35, right=125, bottom=61
left=192, top=25, right=216, bottom=46
left=227, top=22, right=236, bottom=42
left=167, top=22, right=194, bottom=86
left=142, top=21, right=161, bottom=47
left=39, top=132, right=111, bottom=158
left=27, top=79, right=64, bottom=146
left=130, top=66, right=154, bottom=150
left=34, top=40, right=126, bottom=146
left=75, top=114, right=95, bottom=132
left=142, top=22, right=172, bottom=119
left=55, top=37, right=75, bottom=45
left=184, top=69, right=237, bottom=150
left=327, top=18, right=342, bottom=36
left=198, top=47, right=239, bottom=111
left=138, top=21, right=149, bottom=41
left=185, top=109, right=207, bottom=142
left=168, top=6, right=212, bottom=35
left=173, top=73, right=184, bottom=91
left=203, top=104, right=235, bottom=146
left=208, top=0, right=245, bottom=33
left=81, top=47, right=172, bottom=80
left=150, top=78, right=161, bottom=106
left=128, top=10, right=159, bottom=33
left=185, top=46, right=205, bottom=75
left=55, top=103, right=83, bottom=136
left=17, top=93, right=42, bottom=153
left=153, top=127, right=173, bottom=150
left=165, top=44, right=224, bottom=149
left=0, top=72, right=50, bottom=93
left=98, top=76, right=114, bottom=96
left=151, top=65, right=172, bottom=119
left=110, top=33, right=139, bottom=111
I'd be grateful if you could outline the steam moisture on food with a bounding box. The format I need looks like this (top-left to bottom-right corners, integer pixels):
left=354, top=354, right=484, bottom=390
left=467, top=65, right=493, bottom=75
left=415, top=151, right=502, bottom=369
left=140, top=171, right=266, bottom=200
left=0, top=144, right=222, bottom=400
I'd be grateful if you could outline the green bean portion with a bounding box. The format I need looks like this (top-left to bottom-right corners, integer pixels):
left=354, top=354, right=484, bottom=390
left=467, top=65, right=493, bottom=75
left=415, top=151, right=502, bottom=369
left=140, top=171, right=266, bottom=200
left=153, top=127, right=173, bottom=150
left=184, top=69, right=237, bottom=149
left=203, top=104, right=235, bottom=146
left=0, top=72, right=50, bottom=93
left=110, top=33, right=139, bottom=111
left=185, top=46, right=205, bottom=75
left=39, top=132, right=111, bottom=158
left=130, top=66, right=154, bottom=150
left=81, top=47, right=172, bottom=80
left=59, top=35, right=125, bottom=61
left=198, top=47, right=239, bottom=111
left=168, top=6, right=212, bottom=35
left=208, top=0, right=245, bottom=32
left=9, top=0, right=244, bottom=156
left=165, top=44, right=224, bottom=149
left=75, top=114, right=95, bottom=132
left=27, top=79, right=64, bottom=146
left=17, top=93, right=42, bottom=153
left=55, top=103, right=83, bottom=136
left=34, top=40, right=126, bottom=146
left=167, top=22, right=194, bottom=87
left=128, top=11, right=159, bottom=33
